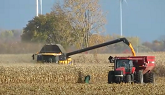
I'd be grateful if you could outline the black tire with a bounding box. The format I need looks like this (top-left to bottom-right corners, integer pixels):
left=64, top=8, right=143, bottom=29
left=143, top=72, right=149, bottom=83
left=143, top=72, right=155, bottom=83
left=125, top=75, right=132, bottom=83
left=108, top=71, right=114, bottom=84
left=115, top=77, right=121, bottom=84
left=49, top=58, right=53, bottom=63
left=136, top=70, right=143, bottom=84
left=148, top=72, right=155, bottom=83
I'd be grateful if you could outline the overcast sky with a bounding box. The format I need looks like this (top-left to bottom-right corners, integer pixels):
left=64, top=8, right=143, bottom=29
left=0, top=0, right=165, bottom=42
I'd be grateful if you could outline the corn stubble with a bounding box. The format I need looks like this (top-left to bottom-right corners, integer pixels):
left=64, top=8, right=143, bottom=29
left=0, top=52, right=165, bottom=95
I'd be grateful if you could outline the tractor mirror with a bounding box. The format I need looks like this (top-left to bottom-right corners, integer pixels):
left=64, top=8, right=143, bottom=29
left=32, top=54, right=34, bottom=60
left=108, top=56, right=114, bottom=63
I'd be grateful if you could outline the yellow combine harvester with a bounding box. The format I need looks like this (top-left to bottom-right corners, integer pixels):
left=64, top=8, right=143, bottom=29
left=32, top=37, right=136, bottom=64
left=32, top=44, right=72, bottom=64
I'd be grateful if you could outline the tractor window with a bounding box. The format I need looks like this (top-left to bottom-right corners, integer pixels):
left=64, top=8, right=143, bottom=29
left=129, top=61, right=133, bottom=67
left=116, top=59, right=133, bottom=72
left=116, top=60, right=129, bottom=69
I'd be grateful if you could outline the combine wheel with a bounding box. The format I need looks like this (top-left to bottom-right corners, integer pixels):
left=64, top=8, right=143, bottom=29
left=125, top=75, right=131, bottom=83
left=136, top=70, right=143, bottom=84
left=148, top=72, right=155, bottom=83
left=108, top=71, right=114, bottom=84
left=49, top=58, right=53, bottom=63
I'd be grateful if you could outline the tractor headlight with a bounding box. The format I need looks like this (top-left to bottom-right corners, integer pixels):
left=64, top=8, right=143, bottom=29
left=114, top=71, right=123, bottom=77
left=151, top=61, right=155, bottom=63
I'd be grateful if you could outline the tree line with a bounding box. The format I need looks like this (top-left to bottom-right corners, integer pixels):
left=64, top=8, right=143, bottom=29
left=0, top=29, right=164, bottom=54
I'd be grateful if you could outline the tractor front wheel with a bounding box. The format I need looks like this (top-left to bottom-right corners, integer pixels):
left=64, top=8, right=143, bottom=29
left=125, top=75, right=132, bottom=83
left=115, top=77, right=121, bottom=84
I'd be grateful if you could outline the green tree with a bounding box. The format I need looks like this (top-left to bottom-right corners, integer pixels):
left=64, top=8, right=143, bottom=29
left=11, top=29, right=22, bottom=41
left=0, top=30, right=14, bottom=41
left=21, top=15, right=47, bottom=42
left=21, top=9, right=76, bottom=48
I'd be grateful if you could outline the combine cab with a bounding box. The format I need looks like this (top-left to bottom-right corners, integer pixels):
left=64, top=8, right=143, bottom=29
left=32, top=44, right=72, bottom=64
left=108, top=56, right=155, bottom=83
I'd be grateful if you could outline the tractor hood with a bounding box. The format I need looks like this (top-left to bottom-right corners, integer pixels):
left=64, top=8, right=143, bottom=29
left=115, top=67, right=126, bottom=75
left=115, top=67, right=135, bottom=75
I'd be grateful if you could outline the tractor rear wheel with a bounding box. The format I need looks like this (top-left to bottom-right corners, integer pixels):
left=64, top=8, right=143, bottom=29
left=125, top=75, right=132, bottom=83
left=136, top=70, right=143, bottom=84
left=108, top=71, right=114, bottom=84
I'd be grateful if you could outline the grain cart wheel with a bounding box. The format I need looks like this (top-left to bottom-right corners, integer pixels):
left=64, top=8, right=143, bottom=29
left=148, top=72, right=155, bottom=83
left=143, top=72, right=149, bottom=83
left=126, top=75, right=132, bottom=83
left=108, top=71, right=114, bottom=84
left=136, top=70, right=143, bottom=84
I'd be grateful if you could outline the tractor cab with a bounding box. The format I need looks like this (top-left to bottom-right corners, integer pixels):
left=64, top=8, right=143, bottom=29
left=109, top=56, right=134, bottom=74
left=115, top=59, right=134, bottom=73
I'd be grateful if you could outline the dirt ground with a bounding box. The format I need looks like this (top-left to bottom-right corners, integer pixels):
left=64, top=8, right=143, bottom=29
left=0, top=53, right=164, bottom=95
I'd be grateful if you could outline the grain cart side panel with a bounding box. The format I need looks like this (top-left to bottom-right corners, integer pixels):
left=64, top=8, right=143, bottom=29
left=143, top=56, right=155, bottom=74
left=128, top=56, right=155, bottom=74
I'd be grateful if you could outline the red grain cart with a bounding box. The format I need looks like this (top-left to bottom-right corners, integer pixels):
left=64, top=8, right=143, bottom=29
left=108, top=56, right=155, bottom=84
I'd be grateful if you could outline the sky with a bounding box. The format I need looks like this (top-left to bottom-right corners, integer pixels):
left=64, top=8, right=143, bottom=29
left=0, top=0, right=165, bottom=42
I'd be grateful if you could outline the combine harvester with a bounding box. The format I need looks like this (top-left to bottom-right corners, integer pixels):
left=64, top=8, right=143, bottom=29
left=32, top=37, right=155, bottom=84
left=32, top=44, right=72, bottom=64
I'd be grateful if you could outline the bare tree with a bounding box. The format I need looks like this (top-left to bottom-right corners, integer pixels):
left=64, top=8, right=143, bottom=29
left=63, top=0, right=107, bottom=49
left=51, top=3, right=77, bottom=48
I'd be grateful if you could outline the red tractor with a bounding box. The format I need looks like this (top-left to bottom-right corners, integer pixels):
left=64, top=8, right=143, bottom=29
left=108, top=56, right=155, bottom=84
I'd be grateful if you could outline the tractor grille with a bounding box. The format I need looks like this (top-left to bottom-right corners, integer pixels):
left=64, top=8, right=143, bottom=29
left=115, top=71, right=123, bottom=75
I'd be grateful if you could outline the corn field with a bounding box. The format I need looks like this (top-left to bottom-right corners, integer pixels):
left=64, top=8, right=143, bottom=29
left=0, top=52, right=165, bottom=95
